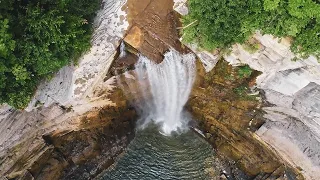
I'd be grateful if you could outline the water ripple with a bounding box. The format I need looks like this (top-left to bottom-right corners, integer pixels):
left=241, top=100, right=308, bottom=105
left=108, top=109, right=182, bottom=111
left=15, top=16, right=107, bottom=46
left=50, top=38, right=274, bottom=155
left=101, top=126, right=215, bottom=180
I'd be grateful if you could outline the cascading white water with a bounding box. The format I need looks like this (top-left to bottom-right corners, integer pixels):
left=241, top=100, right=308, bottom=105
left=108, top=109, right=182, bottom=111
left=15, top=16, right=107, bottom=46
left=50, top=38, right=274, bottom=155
left=134, top=49, right=196, bottom=135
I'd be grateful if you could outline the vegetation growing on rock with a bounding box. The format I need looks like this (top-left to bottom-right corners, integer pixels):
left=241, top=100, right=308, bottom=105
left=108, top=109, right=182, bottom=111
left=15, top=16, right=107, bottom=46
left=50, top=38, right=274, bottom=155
left=0, top=0, right=100, bottom=108
left=187, top=59, right=303, bottom=178
left=182, top=0, right=320, bottom=59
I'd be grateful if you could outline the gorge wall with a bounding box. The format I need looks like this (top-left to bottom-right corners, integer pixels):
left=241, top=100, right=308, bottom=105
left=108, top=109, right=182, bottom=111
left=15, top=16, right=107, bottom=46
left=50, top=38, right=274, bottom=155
left=0, top=0, right=188, bottom=179
left=225, top=34, right=320, bottom=180
left=187, top=60, right=303, bottom=179
left=1, top=97, right=136, bottom=180
left=0, top=0, right=135, bottom=179
left=0, top=0, right=319, bottom=179
left=175, top=2, right=320, bottom=179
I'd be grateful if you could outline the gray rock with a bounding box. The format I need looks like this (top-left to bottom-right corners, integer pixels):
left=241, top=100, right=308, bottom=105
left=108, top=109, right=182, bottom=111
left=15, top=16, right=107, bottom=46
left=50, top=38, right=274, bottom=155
left=223, top=33, right=320, bottom=180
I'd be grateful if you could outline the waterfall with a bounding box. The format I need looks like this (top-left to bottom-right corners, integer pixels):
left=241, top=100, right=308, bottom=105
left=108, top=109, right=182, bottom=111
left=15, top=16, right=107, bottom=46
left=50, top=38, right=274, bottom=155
left=133, top=49, right=196, bottom=135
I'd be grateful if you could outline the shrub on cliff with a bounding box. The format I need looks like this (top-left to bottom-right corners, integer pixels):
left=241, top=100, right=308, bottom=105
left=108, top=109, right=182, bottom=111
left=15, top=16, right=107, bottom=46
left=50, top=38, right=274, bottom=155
left=182, top=0, right=320, bottom=59
left=0, top=0, right=100, bottom=109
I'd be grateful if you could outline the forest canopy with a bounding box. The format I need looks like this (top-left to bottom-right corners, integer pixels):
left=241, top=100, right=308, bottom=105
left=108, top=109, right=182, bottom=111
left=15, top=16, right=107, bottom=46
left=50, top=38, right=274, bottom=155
left=0, top=0, right=100, bottom=109
left=182, top=0, right=320, bottom=59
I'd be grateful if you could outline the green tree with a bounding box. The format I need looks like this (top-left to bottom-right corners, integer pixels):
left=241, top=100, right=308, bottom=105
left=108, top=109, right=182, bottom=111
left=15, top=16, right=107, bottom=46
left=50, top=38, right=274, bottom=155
left=0, top=0, right=100, bottom=109
left=182, top=0, right=261, bottom=50
left=183, top=0, right=320, bottom=59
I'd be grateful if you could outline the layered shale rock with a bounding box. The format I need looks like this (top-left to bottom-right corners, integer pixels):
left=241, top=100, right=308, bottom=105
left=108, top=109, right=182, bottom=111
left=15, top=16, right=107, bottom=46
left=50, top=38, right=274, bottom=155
left=188, top=60, right=303, bottom=179
left=0, top=0, right=136, bottom=179
left=224, top=33, right=320, bottom=180
left=124, top=0, right=189, bottom=63
left=0, top=82, right=137, bottom=180
left=177, top=4, right=320, bottom=179
left=1, top=0, right=318, bottom=179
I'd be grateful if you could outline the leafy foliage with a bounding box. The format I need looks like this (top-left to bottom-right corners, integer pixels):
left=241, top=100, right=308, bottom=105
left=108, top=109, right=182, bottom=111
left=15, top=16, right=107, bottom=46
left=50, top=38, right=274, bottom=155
left=237, top=65, right=253, bottom=79
left=242, top=40, right=260, bottom=54
left=183, top=0, right=320, bottom=59
left=0, top=0, right=100, bottom=108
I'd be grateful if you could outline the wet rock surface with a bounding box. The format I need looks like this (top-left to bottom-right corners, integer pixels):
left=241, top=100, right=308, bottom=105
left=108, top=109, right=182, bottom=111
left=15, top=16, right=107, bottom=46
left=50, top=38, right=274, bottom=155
left=39, top=109, right=135, bottom=180
left=223, top=33, right=320, bottom=180
left=124, top=0, right=189, bottom=63
left=187, top=60, right=303, bottom=179
left=0, top=0, right=136, bottom=179
left=178, top=3, right=320, bottom=178
left=0, top=0, right=315, bottom=179
left=2, top=87, right=137, bottom=180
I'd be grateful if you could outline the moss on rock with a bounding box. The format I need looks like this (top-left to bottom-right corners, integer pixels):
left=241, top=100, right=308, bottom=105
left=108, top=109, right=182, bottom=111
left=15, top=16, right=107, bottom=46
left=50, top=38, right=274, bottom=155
left=188, top=59, right=303, bottom=179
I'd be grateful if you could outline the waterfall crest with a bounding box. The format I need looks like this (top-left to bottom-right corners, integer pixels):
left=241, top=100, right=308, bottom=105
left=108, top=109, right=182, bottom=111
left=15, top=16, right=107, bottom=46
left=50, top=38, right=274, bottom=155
left=133, top=50, right=196, bottom=135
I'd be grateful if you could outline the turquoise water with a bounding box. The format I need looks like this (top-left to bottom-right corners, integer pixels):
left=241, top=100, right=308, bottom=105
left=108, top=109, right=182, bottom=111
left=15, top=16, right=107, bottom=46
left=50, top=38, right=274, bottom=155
left=101, top=126, right=215, bottom=180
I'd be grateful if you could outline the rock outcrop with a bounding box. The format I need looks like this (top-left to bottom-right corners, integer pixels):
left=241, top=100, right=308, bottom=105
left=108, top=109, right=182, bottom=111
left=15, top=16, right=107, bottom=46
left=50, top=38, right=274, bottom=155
left=188, top=60, right=303, bottom=179
left=0, top=0, right=189, bottom=178
left=176, top=3, right=320, bottom=179
left=0, top=0, right=136, bottom=179
left=25, top=0, right=129, bottom=111
left=224, top=33, right=320, bottom=180
left=0, top=80, right=137, bottom=179
left=124, top=0, right=189, bottom=63
left=1, top=0, right=318, bottom=179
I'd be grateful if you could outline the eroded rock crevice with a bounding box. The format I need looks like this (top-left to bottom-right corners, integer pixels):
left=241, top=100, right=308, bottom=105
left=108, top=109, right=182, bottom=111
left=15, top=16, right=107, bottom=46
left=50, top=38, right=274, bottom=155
left=1, top=0, right=317, bottom=179
left=3, top=86, right=137, bottom=180
left=187, top=60, right=303, bottom=179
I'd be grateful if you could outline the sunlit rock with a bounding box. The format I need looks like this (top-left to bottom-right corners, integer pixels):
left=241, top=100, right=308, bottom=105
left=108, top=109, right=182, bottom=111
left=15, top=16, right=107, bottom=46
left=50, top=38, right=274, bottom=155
left=173, top=0, right=188, bottom=15
left=0, top=0, right=134, bottom=179
left=25, top=0, right=129, bottom=111
left=124, top=0, right=188, bottom=63
left=223, top=32, right=320, bottom=180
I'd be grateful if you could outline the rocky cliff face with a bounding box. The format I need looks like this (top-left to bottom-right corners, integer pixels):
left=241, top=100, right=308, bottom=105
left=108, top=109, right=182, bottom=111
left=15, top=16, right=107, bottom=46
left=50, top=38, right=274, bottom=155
left=175, top=2, right=320, bottom=179
left=1, top=0, right=319, bottom=179
left=0, top=82, right=136, bottom=180
left=0, top=0, right=187, bottom=178
left=0, top=0, right=136, bottom=179
left=188, top=36, right=320, bottom=180
left=224, top=34, right=320, bottom=180
left=124, top=0, right=190, bottom=63
left=187, top=60, right=303, bottom=179
left=2, top=98, right=136, bottom=180
left=25, top=0, right=129, bottom=111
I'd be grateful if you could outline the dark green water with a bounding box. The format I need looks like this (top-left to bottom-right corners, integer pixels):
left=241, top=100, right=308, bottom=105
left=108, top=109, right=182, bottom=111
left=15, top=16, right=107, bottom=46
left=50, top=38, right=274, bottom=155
left=101, top=126, right=215, bottom=180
